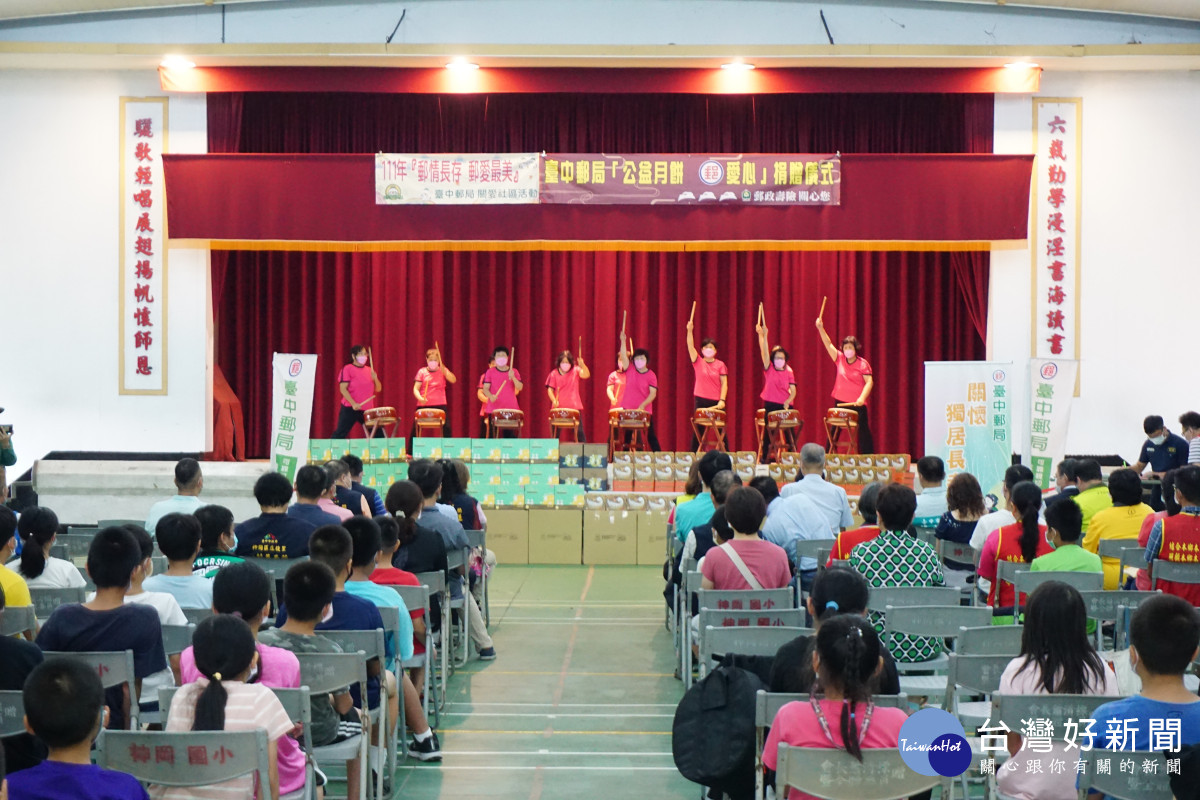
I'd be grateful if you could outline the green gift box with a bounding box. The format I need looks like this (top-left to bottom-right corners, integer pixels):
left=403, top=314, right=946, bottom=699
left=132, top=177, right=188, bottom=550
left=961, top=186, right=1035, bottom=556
left=441, top=438, right=473, bottom=460
left=554, top=484, right=586, bottom=507
left=501, top=439, right=531, bottom=462
left=309, top=439, right=331, bottom=464
left=367, top=439, right=388, bottom=464
left=529, top=438, right=560, bottom=463
left=495, top=487, right=526, bottom=508
left=412, top=437, right=443, bottom=460
left=500, top=464, right=531, bottom=486
left=329, top=439, right=351, bottom=459
left=386, top=438, right=406, bottom=462
left=352, top=439, right=371, bottom=462
left=470, top=463, right=501, bottom=487
left=472, top=439, right=502, bottom=462
left=530, top=464, right=560, bottom=487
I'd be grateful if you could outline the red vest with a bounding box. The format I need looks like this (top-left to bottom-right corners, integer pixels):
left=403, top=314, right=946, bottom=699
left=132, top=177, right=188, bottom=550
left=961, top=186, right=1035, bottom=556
left=1156, top=514, right=1200, bottom=605
left=989, top=522, right=1052, bottom=609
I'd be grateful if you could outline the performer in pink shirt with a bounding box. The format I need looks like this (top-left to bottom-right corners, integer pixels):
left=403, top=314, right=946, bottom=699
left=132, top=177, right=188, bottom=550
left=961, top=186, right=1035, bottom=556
left=616, top=330, right=661, bottom=451
left=480, top=345, right=524, bottom=438
left=685, top=307, right=728, bottom=451
left=816, top=302, right=875, bottom=453
left=757, top=312, right=797, bottom=461
left=412, top=345, right=456, bottom=437
left=332, top=344, right=382, bottom=437
left=545, top=349, right=590, bottom=440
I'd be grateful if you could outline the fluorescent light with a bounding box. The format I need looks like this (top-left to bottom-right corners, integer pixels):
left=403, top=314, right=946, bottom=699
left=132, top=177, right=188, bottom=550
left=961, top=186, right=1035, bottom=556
left=1004, top=61, right=1039, bottom=69
left=446, top=60, right=479, bottom=71
left=721, top=62, right=755, bottom=71
left=160, top=56, right=195, bottom=69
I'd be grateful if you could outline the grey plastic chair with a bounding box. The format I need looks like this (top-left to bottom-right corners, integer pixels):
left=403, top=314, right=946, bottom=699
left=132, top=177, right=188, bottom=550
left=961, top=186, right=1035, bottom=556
left=42, top=650, right=138, bottom=729
left=0, top=689, right=25, bottom=737
left=1077, top=748, right=1172, bottom=800
left=942, top=653, right=1013, bottom=728
left=181, top=607, right=214, bottom=626
left=241, top=556, right=308, bottom=611
left=317, top=629, right=389, bottom=800
left=1150, top=559, right=1200, bottom=592
left=161, top=623, right=195, bottom=656
left=48, top=542, right=68, bottom=560
left=390, top=583, right=437, bottom=726
left=699, top=625, right=811, bottom=677
left=883, top=604, right=991, bottom=696
left=1012, top=571, right=1103, bottom=620
left=414, top=570, right=450, bottom=708
left=29, top=586, right=85, bottom=620
left=466, top=528, right=490, bottom=626
left=695, top=607, right=807, bottom=631
left=98, top=519, right=143, bottom=528
left=867, top=585, right=961, bottom=612
left=294, top=651, right=371, bottom=800
left=696, top=588, right=794, bottom=614
left=1078, top=589, right=1159, bottom=648
left=680, top=568, right=702, bottom=683
left=956, top=625, right=1024, bottom=656
left=95, top=728, right=269, bottom=795
left=0, top=605, right=36, bottom=637
left=776, top=744, right=939, bottom=800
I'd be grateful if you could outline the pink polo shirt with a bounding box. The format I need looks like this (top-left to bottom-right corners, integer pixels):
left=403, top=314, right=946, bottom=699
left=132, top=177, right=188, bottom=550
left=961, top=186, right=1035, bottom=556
left=606, top=370, right=626, bottom=408
left=338, top=363, right=375, bottom=409
left=482, top=366, right=522, bottom=412
left=831, top=353, right=872, bottom=404
left=692, top=357, right=728, bottom=401
left=761, top=364, right=796, bottom=404
left=622, top=367, right=658, bottom=414
left=546, top=366, right=585, bottom=411
left=414, top=366, right=448, bottom=406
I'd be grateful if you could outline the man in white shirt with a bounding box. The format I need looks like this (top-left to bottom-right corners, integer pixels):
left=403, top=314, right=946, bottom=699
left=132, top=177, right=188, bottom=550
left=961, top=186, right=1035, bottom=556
left=761, top=490, right=833, bottom=595
left=144, top=458, right=205, bottom=534
left=1180, top=411, right=1200, bottom=465
left=913, top=456, right=948, bottom=526
left=779, top=443, right=852, bottom=534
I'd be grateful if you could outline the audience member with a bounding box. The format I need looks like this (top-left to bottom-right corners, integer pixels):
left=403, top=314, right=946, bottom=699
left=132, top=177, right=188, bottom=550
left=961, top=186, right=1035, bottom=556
left=287, top=464, right=342, bottom=528
left=762, top=615, right=909, bottom=800
left=452, top=460, right=489, bottom=530
left=779, top=443, right=853, bottom=534
left=969, top=464, right=1036, bottom=551
left=748, top=475, right=781, bottom=516
left=761, top=481, right=832, bottom=591
left=1033, top=499, right=1101, bottom=575
left=234, top=472, right=314, bottom=559
left=438, top=458, right=480, bottom=530
left=769, top=567, right=900, bottom=695
left=158, top=616, right=296, bottom=800
left=368, top=514, right=429, bottom=685
left=0, top=586, right=45, bottom=775
left=342, top=454, right=385, bottom=516
left=700, top=487, right=789, bottom=592
left=850, top=484, right=945, bottom=664
left=912, top=455, right=948, bottom=525
left=1043, top=458, right=1080, bottom=511
left=144, top=457, right=204, bottom=535
left=826, top=482, right=883, bottom=563
left=1135, top=468, right=1180, bottom=590
left=1182, top=411, right=1200, bottom=465
left=679, top=470, right=741, bottom=568
left=935, top=472, right=986, bottom=546
left=8, top=659, right=149, bottom=800
left=1133, top=414, right=1191, bottom=510
left=143, top=513, right=212, bottom=609
left=996, top=582, right=1117, bottom=800
left=325, top=460, right=370, bottom=517
left=1083, top=467, right=1153, bottom=589
left=256, top=561, right=362, bottom=799
left=11, top=507, right=84, bottom=590
left=674, top=450, right=733, bottom=542
left=1072, top=458, right=1112, bottom=534
left=1144, top=464, right=1200, bottom=604
left=977, top=482, right=1050, bottom=621
left=0, top=508, right=31, bottom=609
left=407, top=459, right=494, bottom=661
left=385, top=481, right=449, bottom=650
left=1090, top=595, right=1200, bottom=758
left=36, top=527, right=167, bottom=730
left=117, top=525, right=185, bottom=710
left=190, top=504, right=243, bottom=577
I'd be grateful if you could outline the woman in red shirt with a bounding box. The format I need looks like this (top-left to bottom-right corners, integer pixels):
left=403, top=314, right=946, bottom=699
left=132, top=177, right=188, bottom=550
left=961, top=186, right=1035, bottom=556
left=977, top=482, right=1051, bottom=619
left=815, top=308, right=874, bottom=453
left=332, top=344, right=382, bottom=437
left=756, top=318, right=797, bottom=462
left=685, top=318, right=728, bottom=451
left=411, top=347, right=457, bottom=437
left=545, top=350, right=591, bottom=440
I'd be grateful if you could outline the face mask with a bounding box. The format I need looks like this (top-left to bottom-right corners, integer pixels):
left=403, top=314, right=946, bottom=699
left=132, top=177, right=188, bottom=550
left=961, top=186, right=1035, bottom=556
left=355, top=355, right=368, bottom=366
left=1150, top=435, right=1166, bottom=445
left=427, top=360, right=439, bottom=371
left=227, top=532, right=238, bottom=553
left=321, top=604, right=334, bottom=624
left=1045, top=531, right=1057, bottom=550
left=843, top=349, right=855, bottom=360
left=494, top=355, right=509, bottom=368
left=633, top=358, right=647, bottom=370
left=560, top=363, right=571, bottom=373
left=773, top=357, right=786, bottom=370
left=701, top=347, right=716, bottom=359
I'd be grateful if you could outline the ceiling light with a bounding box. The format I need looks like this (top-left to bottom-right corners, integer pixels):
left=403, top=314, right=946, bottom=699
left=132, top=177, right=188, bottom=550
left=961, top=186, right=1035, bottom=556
left=721, top=62, right=755, bottom=71
left=1004, top=61, right=1039, bottom=69
left=446, top=60, right=479, bottom=71
left=160, top=56, right=195, bottom=69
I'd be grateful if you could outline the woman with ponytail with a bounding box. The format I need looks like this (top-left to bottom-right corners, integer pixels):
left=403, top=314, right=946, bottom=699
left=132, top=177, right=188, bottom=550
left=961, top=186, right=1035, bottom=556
left=12, top=507, right=84, bottom=589
left=159, top=615, right=293, bottom=800
left=977, top=481, right=1051, bottom=622
left=385, top=480, right=449, bottom=635
left=762, top=614, right=909, bottom=799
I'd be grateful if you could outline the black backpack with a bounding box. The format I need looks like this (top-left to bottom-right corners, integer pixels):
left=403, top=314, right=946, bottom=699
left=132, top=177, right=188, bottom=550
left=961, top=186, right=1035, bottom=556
left=672, top=665, right=764, bottom=800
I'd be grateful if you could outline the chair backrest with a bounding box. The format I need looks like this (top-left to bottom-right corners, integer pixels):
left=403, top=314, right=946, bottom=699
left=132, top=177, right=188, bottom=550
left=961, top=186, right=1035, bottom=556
left=58, top=533, right=97, bottom=560
left=1013, top=570, right=1104, bottom=602
left=700, top=625, right=811, bottom=671
left=0, top=689, right=25, bottom=738
left=913, top=526, right=937, bottom=546
left=318, top=629, right=387, bottom=667
left=945, top=653, right=1013, bottom=696
left=161, top=624, right=196, bottom=656
left=466, top=529, right=486, bottom=549
left=447, top=547, right=468, bottom=571
left=695, top=607, right=808, bottom=631
left=1151, top=560, right=1200, bottom=588
left=414, top=570, right=447, bottom=595
left=151, top=556, right=168, bottom=574
left=29, top=586, right=86, bottom=619
left=182, top=607, right=214, bottom=626
left=696, top=588, right=794, bottom=613
left=991, top=693, right=1120, bottom=740
left=95, top=729, right=270, bottom=793
left=1078, top=589, right=1159, bottom=623
left=1097, top=539, right=1141, bottom=560
left=48, top=542, right=69, bottom=560
left=1078, top=748, right=1172, bottom=800
left=884, top=604, right=991, bottom=639
left=293, top=651, right=369, bottom=697
left=240, top=556, right=307, bottom=579
left=794, top=539, right=831, bottom=564
left=0, top=605, right=36, bottom=637
left=956, top=625, right=1025, bottom=656
left=98, top=519, right=142, bottom=528
left=936, top=538, right=979, bottom=567
left=867, top=585, right=961, bottom=612
left=755, top=690, right=910, bottom=727
left=776, top=744, right=937, bottom=800
left=65, top=526, right=98, bottom=538
left=42, top=650, right=138, bottom=729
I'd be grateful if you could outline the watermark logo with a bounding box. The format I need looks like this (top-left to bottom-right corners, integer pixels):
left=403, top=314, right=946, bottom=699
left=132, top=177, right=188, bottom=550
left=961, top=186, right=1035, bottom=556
left=288, top=359, right=304, bottom=377
left=898, top=708, right=972, bottom=777
left=1040, top=362, right=1058, bottom=380
left=698, top=160, right=724, bottom=185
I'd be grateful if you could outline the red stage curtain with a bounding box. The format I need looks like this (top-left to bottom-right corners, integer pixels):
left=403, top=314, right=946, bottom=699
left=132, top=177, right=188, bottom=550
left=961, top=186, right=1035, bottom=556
left=211, top=91, right=992, bottom=457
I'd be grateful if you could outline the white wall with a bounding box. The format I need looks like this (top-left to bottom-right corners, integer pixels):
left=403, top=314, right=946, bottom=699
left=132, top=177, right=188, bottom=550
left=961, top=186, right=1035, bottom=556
left=0, top=69, right=209, bottom=481
left=991, top=70, right=1200, bottom=463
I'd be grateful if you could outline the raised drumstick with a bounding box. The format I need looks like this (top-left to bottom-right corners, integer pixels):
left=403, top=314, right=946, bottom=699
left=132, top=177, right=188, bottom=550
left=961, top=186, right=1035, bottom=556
left=689, top=300, right=696, bottom=323
left=819, top=296, right=827, bottom=319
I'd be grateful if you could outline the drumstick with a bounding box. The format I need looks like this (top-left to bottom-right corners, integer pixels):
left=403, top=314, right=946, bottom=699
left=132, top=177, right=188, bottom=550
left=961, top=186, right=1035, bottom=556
left=510, top=346, right=515, bottom=371
left=358, top=394, right=376, bottom=407
left=578, top=335, right=583, bottom=360
left=689, top=300, right=696, bottom=323
left=819, top=296, right=827, bottom=319
left=367, top=346, right=374, bottom=370
left=621, top=310, right=626, bottom=335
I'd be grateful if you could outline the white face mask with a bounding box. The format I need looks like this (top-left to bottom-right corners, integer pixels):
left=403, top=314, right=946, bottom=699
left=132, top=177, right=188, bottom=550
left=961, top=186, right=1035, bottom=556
left=321, top=604, right=334, bottom=624
left=1150, top=434, right=1167, bottom=445
left=494, top=355, right=509, bottom=368
left=355, top=355, right=368, bottom=366
left=427, top=360, right=439, bottom=371
left=633, top=357, right=647, bottom=370
left=773, top=357, right=786, bottom=370
left=701, top=347, right=716, bottom=359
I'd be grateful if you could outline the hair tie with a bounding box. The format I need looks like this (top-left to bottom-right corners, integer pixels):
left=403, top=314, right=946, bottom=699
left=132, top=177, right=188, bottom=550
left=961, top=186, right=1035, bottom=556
left=849, top=626, right=863, bottom=638
left=395, top=510, right=406, bottom=520
left=231, top=610, right=244, bottom=619
left=825, top=600, right=839, bottom=611
left=213, top=672, right=222, bottom=681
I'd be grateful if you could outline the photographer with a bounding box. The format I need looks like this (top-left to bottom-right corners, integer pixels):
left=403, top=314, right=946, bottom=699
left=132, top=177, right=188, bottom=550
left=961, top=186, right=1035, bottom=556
left=0, top=425, right=13, bottom=469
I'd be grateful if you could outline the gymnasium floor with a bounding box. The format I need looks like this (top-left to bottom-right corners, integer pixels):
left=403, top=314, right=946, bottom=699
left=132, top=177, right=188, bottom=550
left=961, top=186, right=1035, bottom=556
left=393, top=565, right=694, bottom=799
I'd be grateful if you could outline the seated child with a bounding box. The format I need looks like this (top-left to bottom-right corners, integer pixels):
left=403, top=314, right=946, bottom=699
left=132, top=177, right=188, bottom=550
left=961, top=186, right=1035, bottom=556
left=144, top=513, right=213, bottom=609
left=8, top=658, right=149, bottom=799
left=12, top=507, right=86, bottom=590
left=191, top=505, right=243, bottom=578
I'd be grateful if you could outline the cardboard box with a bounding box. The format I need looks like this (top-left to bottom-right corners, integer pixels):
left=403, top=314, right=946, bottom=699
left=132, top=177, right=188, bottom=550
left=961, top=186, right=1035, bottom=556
left=653, top=451, right=675, bottom=466
left=783, top=466, right=799, bottom=482
left=386, top=438, right=406, bottom=462
left=626, top=494, right=648, bottom=512
left=366, top=439, right=387, bottom=464
left=530, top=438, right=560, bottom=463
left=637, top=508, right=672, bottom=565
left=611, top=463, right=634, bottom=492
left=475, top=486, right=498, bottom=507
left=654, top=465, right=674, bottom=486
left=632, top=452, right=653, bottom=466
left=674, top=452, right=696, bottom=467
left=526, top=486, right=557, bottom=508
left=329, top=439, right=351, bottom=459
left=500, top=464, right=531, bottom=487
left=733, top=450, right=757, bottom=468
left=779, top=451, right=801, bottom=466
left=633, top=465, right=655, bottom=493
left=585, top=493, right=607, bottom=510
left=501, top=439, right=531, bottom=462
left=486, top=509, right=529, bottom=565
left=529, top=464, right=560, bottom=487
left=674, top=465, right=692, bottom=486
left=379, top=464, right=400, bottom=487
left=351, top=439, right=371, bottom=462
left=471, top=463, right=502, bottom=487
left=646, top=496, right=672, bottom=513
left=736, top=465, right=755, bottom=483
left=768, top=464, right=785, bottom=482
left=582, top=467, right=609, bottom=492
left=528, top=509, right=583, bottom=564
left=558, top=467, right=585, bottom=486
left=473, top=438, right=502, bottom=462
left=495, top=487, right=526, bottom=508
left=309, top=439, right=332, bottom=464
left=441, top=438, right=473, bottom=460
left=554, top=483, right=586, bottom=507
left=605, top=494, right=628, bottom=511
left=411, top=438, right=444, bottom=460
left=583, top=509, right=638, bottom=565
left=583, top=444, right=608, bottom=469
left=611, top=451, right=633, bottom=465
left=559, top=443, right=585, bottom=469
